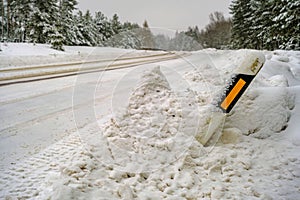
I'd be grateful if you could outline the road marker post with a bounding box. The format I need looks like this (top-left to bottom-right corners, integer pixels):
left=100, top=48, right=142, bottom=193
left=198, top=52, right=265, bottom=146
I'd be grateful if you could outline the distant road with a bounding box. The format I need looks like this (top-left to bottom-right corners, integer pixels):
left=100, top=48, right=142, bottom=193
left=0, top=52, right=186, bottom=86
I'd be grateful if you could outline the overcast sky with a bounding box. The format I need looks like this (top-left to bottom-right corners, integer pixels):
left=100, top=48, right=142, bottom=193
left=77, top=0, right=232, bottom=32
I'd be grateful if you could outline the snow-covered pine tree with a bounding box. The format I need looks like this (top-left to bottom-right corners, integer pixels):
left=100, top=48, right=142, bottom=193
left=110, top=13, right=122, bottom=35
left=276, top=0, right=300, bottom=50
left=106, top=29, right=142, bottom=49
left=29, top=0, right=59, bottom=43
left=230, top=0, right=253, bottom=49
left=49, top=25, right=64, bottom=51
left=138, top=20, right=155, bottom=49
left=9, top=0, right=32, bottom=42
left=0, top=0, right=14, bottom=41
left=154, top=34, right=170, bottom=50
left=107, top=21, right=143, bottom=49
left=94, top=11, right=112, bottom=45
left=59, top=0, right=78, bottom=45
left=123, top=21, right=139, bottom=31
left=0, top=0, right=6, bottom=41
left=250, top=0, right=272, bottom=49
left=185, top=26, right=199, bottom=42
left=169, top=31, right=201, bottom=51
left=76, top=10, right=99, bottom=46
left=266, top=0, right=284, bottom=50
left=105, top=21, right=141, bottom=49
left=5, top=0, right=11, bottom=40
left=230, top=0, right=299, bottom=50
left=242, top=1, right=261, bottom=49
left=284, top=0, right=300, bottom=50
left=70, top=11, right=86, bottom=45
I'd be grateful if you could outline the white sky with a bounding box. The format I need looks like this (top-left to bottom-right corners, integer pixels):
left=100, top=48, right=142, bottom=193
left=77, top=0, right=232, bottom=32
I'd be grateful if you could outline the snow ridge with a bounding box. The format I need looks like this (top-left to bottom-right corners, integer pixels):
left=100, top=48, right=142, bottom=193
left=87, top=66, right=193, bottom=173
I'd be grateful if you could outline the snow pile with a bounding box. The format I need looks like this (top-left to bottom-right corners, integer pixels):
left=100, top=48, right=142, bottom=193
left=225, top=50, right=299, bottom=139
left=39, top=51, right=299, bottom=199
left=86, top=66, right=197, bottom=173
left=185, top=50, right=297, bottom=140
left=226, top=87, right=294, bottom=139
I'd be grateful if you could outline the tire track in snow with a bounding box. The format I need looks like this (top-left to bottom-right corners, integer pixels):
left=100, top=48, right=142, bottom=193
left=0, top=132, right=87, bottom=199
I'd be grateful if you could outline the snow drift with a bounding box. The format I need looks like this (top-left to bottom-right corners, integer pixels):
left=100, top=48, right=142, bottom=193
left=1, top=45, right=299, bottom=199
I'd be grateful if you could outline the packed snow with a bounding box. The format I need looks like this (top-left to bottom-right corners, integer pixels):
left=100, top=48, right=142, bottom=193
left=0, top=43, right=300, bottom=199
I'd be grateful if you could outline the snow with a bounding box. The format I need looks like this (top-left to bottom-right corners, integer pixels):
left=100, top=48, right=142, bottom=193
left=0, top=43, right=162, bottom=69
left=0, top=44, right=300, bottom=199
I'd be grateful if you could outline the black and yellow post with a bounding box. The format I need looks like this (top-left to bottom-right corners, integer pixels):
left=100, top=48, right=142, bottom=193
left=199, top=52, right=265, bottom=146
left=216, top=56, right=264, bottom=114
left=217, top=74, right=256, bottom=113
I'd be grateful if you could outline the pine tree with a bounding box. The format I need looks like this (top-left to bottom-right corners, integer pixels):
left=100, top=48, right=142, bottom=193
left=267, top=0, right=283, bottom=49
left=29, top=0, right=59, bottom=43
left=0, top=0, right=5, bottom=41
left=59, top=0, right=78, bottom=45
left=111, top=13, right=122, bottom=35
left=286, top=0, right=300, bottom=50
left=143, top=20, right=149, bottom=29
left=154, top=34, right=170, bottom=50
left=105, top=21, right=141, bottom=49
left=71, top=11, right=87, bottom=45
left=123, top=21, right=139, bottom=31
left=139, top=20, right=155, bottom=49
left=49, top=25, right=64, bottom=51
left=169, top=31, right=201, bottom=51
left=94, top=11, right=112, bottom=44
left=75, top=10, right=99, bottom=46
left=0, top=0, right=11, bottom=41
left=272, top=0, right=300, bottom=49
left=106, top=29, right=142, bottom=49
left=9, top=0, right=32, bottom=42
left=6, top=0, right=11, bottom=39
left=185, top=26, right=199, bottom=41
left=230, top=0, right=252, bottom=49
left=230, top=0, right=299, bottom=50
left=250, top=0, right=272, bottom=49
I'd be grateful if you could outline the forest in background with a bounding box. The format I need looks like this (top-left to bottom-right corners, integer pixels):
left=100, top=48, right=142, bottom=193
left=0, top=0, right=299, bottom=51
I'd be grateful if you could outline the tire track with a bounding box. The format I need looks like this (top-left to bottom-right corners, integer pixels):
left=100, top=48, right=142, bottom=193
left=0, top=132, right=87, bottom=199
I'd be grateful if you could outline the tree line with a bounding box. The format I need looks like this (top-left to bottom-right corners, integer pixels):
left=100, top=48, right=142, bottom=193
left=173, top=0, right=299, bottom=51
left=0, top=0, right=299, bottom=51
left=230, top=0, right=299, bottom=50
left=0, top=0, right=145, bottom=50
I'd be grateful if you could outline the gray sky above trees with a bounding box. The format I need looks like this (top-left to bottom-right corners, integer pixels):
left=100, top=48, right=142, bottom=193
left=77, top=0, right=232, bottom=31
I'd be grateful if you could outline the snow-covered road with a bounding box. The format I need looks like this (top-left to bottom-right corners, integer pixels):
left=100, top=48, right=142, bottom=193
left=0, top=52, right=189, bottom=168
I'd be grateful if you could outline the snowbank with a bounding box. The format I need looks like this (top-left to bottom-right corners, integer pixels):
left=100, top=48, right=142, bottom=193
left=1, top=47, right=300, bottom=199
left=0, top=43, right=162, bottom=68
left=38, top=50, right=300, bottom=199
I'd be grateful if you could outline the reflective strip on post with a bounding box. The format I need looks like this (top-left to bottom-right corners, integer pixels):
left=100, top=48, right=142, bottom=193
left=217, top=74, right=255, bottom=113
left=220, top=78, right=246, bottom=110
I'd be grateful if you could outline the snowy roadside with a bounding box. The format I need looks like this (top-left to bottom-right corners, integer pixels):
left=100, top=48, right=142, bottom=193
left=0, top=46, right=300, bottom=199
left=0, top=43, right=166, bottom=69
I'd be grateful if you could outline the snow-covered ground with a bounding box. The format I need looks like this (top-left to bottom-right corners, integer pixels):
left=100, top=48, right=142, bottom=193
left=0, top=43, right=300, bottom=199
left=0, top=43, right=167, bottom=69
